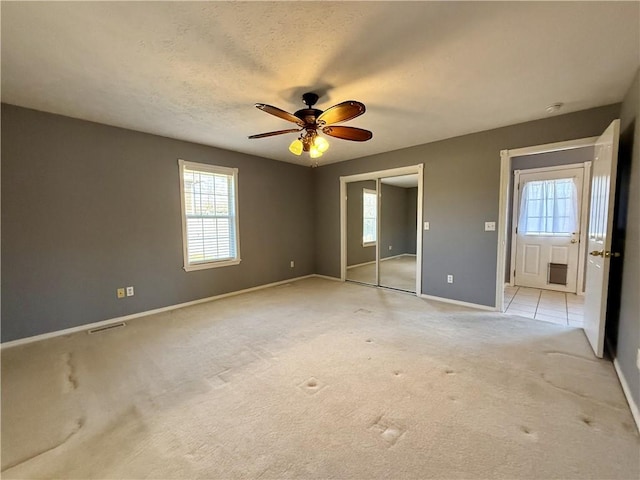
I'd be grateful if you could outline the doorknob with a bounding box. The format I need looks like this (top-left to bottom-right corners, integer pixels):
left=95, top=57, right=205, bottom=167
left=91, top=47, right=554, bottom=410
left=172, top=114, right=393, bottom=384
left=570, top=239, right=577, bottom=244
left=590, top=250, right=621, bottom=258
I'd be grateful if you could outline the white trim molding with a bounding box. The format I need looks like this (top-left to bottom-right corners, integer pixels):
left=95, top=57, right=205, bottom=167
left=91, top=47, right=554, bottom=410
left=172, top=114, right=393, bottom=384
left=496, top=136, right=597, bottom=312
left=419, top=293, right=496, bottom=311
left=613, top=357, right=640, bottom=433
left=340, top=164, right=424, bottom=294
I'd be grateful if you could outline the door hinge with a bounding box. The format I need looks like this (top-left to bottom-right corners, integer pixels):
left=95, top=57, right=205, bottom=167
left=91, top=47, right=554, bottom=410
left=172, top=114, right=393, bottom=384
left=513, top=270, right=516, bottom=278
left=515, top=227, right=518, bottom=234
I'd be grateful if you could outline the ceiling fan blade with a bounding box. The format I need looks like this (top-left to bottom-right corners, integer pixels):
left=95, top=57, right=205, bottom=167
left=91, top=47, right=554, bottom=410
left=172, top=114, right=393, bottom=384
left=322, top=126, right=373, bottom=142
left=316, top=101, right=365, bottom=125
left=248, top=128, right=302, bottom=139
left=255, top=104, right=304, bottom=125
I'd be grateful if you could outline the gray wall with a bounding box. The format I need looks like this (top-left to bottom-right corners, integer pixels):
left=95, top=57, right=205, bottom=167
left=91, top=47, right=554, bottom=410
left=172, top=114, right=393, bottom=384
left=505, top=146, right=595, bottom=283
left=406, top=187, right=418, bottom=255
left=346, top=180, right=376, bottom=267
left=315, top=104, right=621, bottom=306
left=1, top=104, right=315, bottom=342
left=611, top=68, right=639, bottom=411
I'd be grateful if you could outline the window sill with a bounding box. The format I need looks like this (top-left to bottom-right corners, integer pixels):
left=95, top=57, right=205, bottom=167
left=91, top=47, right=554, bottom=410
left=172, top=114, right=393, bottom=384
left=362, top=242, right=376, bottom=247
left=183, top=258, right=241, bottom=272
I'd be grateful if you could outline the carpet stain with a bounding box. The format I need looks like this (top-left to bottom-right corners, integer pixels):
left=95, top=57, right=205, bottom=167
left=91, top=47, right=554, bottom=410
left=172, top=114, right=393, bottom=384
left=355, top=308, right=372, bottom=314
left=444, top=369, right=456, bottom=375
left=393, top=370, right=402, bottom=377
left=365, top=339, right=373, bottom=343
left=62, top=352, right=78, bottom=392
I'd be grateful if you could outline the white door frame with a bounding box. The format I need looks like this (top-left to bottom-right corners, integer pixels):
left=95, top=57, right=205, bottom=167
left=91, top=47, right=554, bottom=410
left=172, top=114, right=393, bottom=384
left=509, top=162, right=592, bottom=293
left=340, top=164, right=424, bottom=295
left=496, top=137, right=597, bottom=311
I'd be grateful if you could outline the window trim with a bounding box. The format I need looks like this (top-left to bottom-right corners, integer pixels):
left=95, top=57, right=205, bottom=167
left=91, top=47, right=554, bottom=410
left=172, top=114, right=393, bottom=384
left=362, top=188, right=377, bottom=247
left=178, top=159, right=241, bottom=272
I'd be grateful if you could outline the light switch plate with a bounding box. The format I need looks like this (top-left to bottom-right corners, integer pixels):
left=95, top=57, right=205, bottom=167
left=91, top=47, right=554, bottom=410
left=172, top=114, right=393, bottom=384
left=485, top=221, right=496, bottom=231
left=424, top=222, right=430, bottom=230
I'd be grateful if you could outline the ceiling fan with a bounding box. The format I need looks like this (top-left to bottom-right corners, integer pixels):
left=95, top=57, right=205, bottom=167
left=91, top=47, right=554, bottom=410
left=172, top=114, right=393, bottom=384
left=248, top=92, right=373, bottom=159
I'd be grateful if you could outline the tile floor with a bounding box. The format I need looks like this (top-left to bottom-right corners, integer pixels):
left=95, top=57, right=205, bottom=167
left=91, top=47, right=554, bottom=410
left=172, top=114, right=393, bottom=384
left=504, top=285, right=584, bottom=327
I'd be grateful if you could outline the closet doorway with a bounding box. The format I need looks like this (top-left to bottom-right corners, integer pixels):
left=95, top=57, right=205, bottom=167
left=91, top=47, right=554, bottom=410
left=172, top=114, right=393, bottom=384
left=340, top=164, right=423, bottom=294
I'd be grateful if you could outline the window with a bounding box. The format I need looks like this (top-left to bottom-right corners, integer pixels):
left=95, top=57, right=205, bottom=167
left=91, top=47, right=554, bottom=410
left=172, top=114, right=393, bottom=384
left=518, top=178, right=577, bottom=236
left=362, top=188, right=377, bottom=246
left=179, top=160, right=240, bottom=271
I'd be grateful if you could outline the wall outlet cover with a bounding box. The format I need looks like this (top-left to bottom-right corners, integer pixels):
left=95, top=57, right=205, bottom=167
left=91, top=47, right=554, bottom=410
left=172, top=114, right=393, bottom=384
left=424, top=221, right=430, bottom=230
left=126, top=286, right=134, bottom=297
left=117, top=288, right=125, bottom=299
left=485, top=221, right=496, bottom=231
left=447, top=275, right=454, bottom=284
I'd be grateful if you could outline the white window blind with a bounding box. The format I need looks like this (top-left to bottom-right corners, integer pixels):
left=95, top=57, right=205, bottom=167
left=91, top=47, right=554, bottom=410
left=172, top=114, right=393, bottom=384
left=518, top=178, right=578, bottom=235
left=362, top=188, right=377, bottom=245
left=179, top=160, right=240, bottom=271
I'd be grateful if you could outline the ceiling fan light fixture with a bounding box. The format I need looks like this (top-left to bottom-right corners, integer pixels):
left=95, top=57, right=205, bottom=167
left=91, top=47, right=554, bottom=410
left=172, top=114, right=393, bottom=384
left=289, top=138, right=303, bottom=155
left=309, top=145, right=323, bottom=159
left=314, top=135, right=329, bottom=153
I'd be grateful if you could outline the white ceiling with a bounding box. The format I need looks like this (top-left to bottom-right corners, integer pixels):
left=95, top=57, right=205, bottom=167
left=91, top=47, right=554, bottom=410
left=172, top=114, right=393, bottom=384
left=2, top=2, right=639, bottom=166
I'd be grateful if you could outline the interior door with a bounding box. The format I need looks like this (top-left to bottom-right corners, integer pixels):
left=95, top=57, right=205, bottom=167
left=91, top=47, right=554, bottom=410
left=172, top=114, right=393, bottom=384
left=345, top=180, right=378, bottom=285
left=584, top=119, right=620, bottom=358
left=378, top=175, right=418, bottom=293
left=514, top=167, right=584, bottom=292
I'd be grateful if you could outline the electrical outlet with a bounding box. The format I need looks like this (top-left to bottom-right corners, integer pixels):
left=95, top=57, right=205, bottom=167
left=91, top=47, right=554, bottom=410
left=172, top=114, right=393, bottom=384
left=126, top=286, right=134, bottom=297
left=117, top=288, right=125, bottom=299
left=290, top=260, right=295, bottom=268
left=424, top=221, right=430, bottom=230
left=447, top=275, right=454, bottom=284
left=388, top=245, right=392, bottom=251
left=485, top=221, right=496, bottom=231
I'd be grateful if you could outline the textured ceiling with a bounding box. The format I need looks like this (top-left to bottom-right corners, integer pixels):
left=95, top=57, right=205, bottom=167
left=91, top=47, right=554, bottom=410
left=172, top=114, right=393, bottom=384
left=2, top=2, right=639, bottom=166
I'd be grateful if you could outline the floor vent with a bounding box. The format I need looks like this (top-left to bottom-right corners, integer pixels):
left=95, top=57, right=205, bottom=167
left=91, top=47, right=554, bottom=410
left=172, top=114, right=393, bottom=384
left=88, top=322, right=126, bottom=334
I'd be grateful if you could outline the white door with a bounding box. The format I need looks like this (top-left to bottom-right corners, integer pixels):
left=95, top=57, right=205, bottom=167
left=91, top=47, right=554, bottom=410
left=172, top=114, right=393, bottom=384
left=584, top=119, right=620, bottom=358
left=514, top=167, right=584, bottom=292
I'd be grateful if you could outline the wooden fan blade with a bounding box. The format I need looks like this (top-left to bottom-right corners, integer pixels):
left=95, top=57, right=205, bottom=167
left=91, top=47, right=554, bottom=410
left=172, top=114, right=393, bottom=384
left=255, top=104, right=304, bottom=125
left=322, top=126, right=373, bottom=142
left=248, top=128, right=301, bottom=139
left=316, top=101, right=365, bottom=125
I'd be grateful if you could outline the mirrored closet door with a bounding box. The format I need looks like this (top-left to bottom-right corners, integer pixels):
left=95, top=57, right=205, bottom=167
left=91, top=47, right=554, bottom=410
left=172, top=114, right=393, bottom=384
left=346, top=180, right=378, bottom=286
left=378, top=175, right=418, bottom=293
left=344, top=173, right=419, bottom=293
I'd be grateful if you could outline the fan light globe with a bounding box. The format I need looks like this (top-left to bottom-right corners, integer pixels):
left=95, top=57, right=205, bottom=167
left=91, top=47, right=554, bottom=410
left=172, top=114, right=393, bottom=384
left=289, top=138, right=303, bottom=155
left=314, top=136, right=329, bottom=153
left=309, top=146, right=323, bottom=159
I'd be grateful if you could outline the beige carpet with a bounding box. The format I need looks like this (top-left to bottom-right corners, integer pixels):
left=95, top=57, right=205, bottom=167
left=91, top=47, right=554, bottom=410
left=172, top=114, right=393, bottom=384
left=2, top=278, right=638, bottom=479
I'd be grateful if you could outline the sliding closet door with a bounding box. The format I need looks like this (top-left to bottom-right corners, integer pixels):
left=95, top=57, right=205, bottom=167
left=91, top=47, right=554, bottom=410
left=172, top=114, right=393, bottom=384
left=345, top=180, right=378, bottom=285
left=378, top=175, right=418, bottom=292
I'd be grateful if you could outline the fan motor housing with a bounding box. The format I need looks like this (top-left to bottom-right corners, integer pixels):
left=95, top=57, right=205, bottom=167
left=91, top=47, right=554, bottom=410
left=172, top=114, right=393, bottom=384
left=294, top=108, right=322, bottom=125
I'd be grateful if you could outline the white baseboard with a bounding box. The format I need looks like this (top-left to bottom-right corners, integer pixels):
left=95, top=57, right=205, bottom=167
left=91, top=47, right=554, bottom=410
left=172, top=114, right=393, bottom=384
left=613, top=356, right=640, bottom=433
left=313, top=274, right=342, bottom=282
left=418, top=293, right=496, bottom=311
left=1, top=274, right=322, bottom=350
left=347, top=260, right=376, bottom=269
